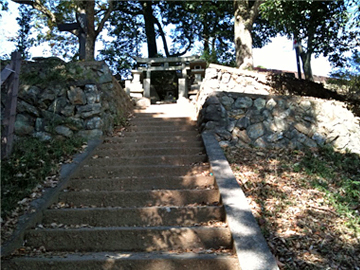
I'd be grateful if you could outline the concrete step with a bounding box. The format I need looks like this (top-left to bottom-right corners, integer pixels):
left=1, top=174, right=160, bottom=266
left=2, top=107, right=242, bottom=270
left=66, top=175, right=216, bottom=191
left=104, top=134, right=202, bottom=143
left=82, top=154, right=207, bottom=167
left=57, top=189, right=220, bottom=207
left=24, top=226, right=233, bottom=252
left=90, top=147, right=205, bottom=159
left=2, top=252, right=240, bottom=270
left=95, top=141, right=204, bottom=150
left=131, top=116, right=194, bottom=123
left=42, top=206, right=225, bottom=227
left=72, top=164, right=210, bottom=179
left=120, top=130, right=200, bottom=138
left=92, top=147, right=205, bottom=158
left=127, top=124, right=197, bottom=132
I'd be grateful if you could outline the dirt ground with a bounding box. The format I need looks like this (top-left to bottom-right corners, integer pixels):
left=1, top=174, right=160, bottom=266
left=225, top=146, right=360, bottom=270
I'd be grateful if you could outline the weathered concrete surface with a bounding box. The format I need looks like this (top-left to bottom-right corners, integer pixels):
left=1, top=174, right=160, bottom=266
left=43, top=206, right=226, bottom=227
left=4, top=252, right=240, bottom=270
left=67, top=175, right=216, bottom=191
left=25, top=226, right=233, bottom=252
left=202, top=131, right=279, bottom=270
left=58, top=189, right=221, bottom=207
left=71, top=164, right=210, bottom=178
left=2, top=102, right=240, bottom=270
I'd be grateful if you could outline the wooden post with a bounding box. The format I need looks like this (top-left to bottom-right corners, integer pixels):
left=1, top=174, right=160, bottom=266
left=1, top=51, right=22, bottom=159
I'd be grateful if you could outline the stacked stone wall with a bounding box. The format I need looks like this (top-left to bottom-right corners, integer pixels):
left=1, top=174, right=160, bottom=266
left=1, top=58, right=133, bottom=141
left=196, top=64, right=360, bottom=155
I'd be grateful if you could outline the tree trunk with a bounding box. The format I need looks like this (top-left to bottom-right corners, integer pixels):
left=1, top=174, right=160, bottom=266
left=234, top=16, right=253, bottom=69
left=141, top=1, right=157, bottom=58
left=84, top=1, right=95, bottom=61
left=84, top=34, right=95, bottom=61
left=300, top=27, right=314, bottom=81
left=14, top=0, right=113, bottom=61
left=234, top=0, right=261, bottom=69
left=301, top=51, right=313, bottom=81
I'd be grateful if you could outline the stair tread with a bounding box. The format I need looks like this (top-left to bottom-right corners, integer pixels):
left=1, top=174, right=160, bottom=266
left=4, top=251, right=239, bottom=270
left=43, top=205, right=225, bottom=227
left=25, top=226, right=233, bottom=252
left=3, top=111, right=241, bottom=269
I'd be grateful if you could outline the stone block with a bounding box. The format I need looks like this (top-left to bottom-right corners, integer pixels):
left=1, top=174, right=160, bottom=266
left=17, top=100, right=39, bottom=117
left=254, top=98, right=266, bottom=110
left=85, top=117, right=103, bottom=130
left=85, top=84, right=100, bottom=104
left=66, top=117, right=84, bottom=131
left=134, top=97, right=151, bottom=108
left=233, top=127, right=251, bottom=144
left=144, top=78, right=151, bottom=98
left=178, top=78, right=187, bottom=99
left=254, top=137, right=267, bottom=148
left=67, top=86, right=86, bottom=105
left=205, top=68, right=217, bottom=79
left=234, top=96, right=253, bottom=109
left=221, top=95, right=234, bottom=109
left=33, top=131, right=52, bottom=141
left=55, top=125, right=73, bottom=138
left=247, top=123, right=265, bottom=140
left=77, top=129, right=103, bottom=139
left=60, top=105, right=75, bottom=117
left=77, top=104, right=102, bottom=118
left=266, top=98, right=277, bottom=110
left=14, top=114, right=34, bottom=135
left=221, top=73, right=231, bottom=84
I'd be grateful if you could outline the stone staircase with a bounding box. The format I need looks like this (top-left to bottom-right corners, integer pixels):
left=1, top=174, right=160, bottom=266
left=2, top=106, right=241, bottom=269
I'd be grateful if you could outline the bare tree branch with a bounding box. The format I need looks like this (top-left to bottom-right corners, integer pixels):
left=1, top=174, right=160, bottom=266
left=153, top=16, right=170, bottom=57
left=95, top=0, right=113, bottom=36
left=12, top=0, right=56, bottom=24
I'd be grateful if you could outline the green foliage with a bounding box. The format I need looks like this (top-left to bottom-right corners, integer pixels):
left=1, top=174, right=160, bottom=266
left=15, top=5, right=35, bottom=59
left=0, top=0, right=8, bottom=13
left=20, top=59, right=84, bottom=88
left=98, top=1, right=145, bottom=78
left=329, top=51, right=360, bottom=100
left=1, top=136, right=84, bottom=219
left=162, top=1, right=235, bottom=65
left=101, top=1, right=239, bottom=76
left=15, top=0, right=113, bottom=60
left=299, top=146, right=360, bottom=232
left=260, top=0, right=359, bottom=79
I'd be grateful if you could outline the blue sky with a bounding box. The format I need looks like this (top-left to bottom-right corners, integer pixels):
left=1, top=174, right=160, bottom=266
left=0, top=1, right=332, bottom=76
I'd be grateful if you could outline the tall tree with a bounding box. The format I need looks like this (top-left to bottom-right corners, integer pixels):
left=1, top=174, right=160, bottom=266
left=141, top=1, right=157, bottom=58
left=233, top=0, right=262, bottom=69
left=161, top=1, right=235, bottom=64
left=11, top=0, right=113, bottom=60
left=260, top=0, right=358, bottom=80
left=98, top=2, right=145, bottom=78
left=14, top=4, right=34, bottom=59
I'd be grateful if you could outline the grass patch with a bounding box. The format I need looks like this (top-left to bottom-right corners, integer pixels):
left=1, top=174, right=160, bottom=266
left=299, top=147, right=360, bottom=233
left=1, top=136, right=84, bottom=219
left=225, top=146, right=360, bottom=269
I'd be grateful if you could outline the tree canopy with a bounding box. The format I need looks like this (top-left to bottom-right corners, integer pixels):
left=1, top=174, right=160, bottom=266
left=260, top=0, right=359, bottom=80
left=11, top=0, right=113, bottom=60
left=6, top=0, right=359, bottom=80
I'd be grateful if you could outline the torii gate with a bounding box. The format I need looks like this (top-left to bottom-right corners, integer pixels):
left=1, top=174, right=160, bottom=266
left=126, top=56, right=206, bottom=100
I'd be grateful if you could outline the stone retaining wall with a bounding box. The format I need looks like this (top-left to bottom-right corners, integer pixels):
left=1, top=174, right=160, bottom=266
left=1, top=58, right=133, bottom=141
left=196, top=64, right=360, bottom=155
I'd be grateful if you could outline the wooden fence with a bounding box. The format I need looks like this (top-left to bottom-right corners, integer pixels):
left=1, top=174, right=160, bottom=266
left=1, top=51, right=22, bottom=159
